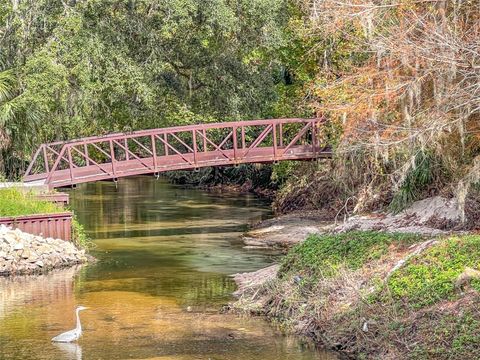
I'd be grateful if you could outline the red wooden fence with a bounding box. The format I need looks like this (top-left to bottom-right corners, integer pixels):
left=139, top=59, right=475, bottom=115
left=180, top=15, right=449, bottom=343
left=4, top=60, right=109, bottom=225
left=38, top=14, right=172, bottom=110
left=0, top=212, right=72, bottom=241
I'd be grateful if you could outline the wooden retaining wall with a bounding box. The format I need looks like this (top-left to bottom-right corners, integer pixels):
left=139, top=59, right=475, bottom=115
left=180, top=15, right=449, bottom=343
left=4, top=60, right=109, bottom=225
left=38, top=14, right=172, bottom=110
left=0, top=212, right=72, bottom=241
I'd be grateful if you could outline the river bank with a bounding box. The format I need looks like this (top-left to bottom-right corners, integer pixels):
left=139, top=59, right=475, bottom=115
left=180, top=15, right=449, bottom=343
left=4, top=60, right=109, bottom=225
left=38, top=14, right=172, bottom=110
left=0, top=187, right=92, bottom=276
left=0, top=177, right=333, bottom=360
left=0, top=225, right=89, bottom=276
left=232, top=196, right=480, bottom=359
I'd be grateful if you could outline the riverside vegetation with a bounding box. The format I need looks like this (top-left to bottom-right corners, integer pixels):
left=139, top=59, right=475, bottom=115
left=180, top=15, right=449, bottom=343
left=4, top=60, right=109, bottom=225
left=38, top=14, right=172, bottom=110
left=0, top=187, right=60, bottom=216
left=2, top=0, right=480, bottom=359
left=2, top=0, right=480, bottom=224
left=0, top=188, right=91, bottom=275
left=233, top=231, right=480, bottom=359
left=0, top=188, right=90, bottom=249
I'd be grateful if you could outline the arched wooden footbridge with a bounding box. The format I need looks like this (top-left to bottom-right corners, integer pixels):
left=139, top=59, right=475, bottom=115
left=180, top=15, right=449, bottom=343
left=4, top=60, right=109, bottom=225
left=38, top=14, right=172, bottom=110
left=24, top=118, right=331, bottom=189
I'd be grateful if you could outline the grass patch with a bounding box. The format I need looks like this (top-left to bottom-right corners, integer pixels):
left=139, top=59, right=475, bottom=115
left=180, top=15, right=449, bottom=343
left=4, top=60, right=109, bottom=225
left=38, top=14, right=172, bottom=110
left=386, top=235, right=480, bottom=308
left=280, top=231, right=423, bottom=280
left=389, top=151, right=435, bottom=213
left=0, top=188, right=62, bottom=217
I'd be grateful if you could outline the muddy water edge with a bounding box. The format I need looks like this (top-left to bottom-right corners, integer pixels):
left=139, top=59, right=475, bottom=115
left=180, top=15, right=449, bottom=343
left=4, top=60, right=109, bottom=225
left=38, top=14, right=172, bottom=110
left=0, top=176, right=337, bottom=360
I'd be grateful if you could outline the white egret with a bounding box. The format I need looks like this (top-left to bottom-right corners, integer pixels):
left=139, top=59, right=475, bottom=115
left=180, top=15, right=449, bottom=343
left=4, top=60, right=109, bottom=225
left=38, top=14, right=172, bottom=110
left=51, top=306, right=88, bottom=343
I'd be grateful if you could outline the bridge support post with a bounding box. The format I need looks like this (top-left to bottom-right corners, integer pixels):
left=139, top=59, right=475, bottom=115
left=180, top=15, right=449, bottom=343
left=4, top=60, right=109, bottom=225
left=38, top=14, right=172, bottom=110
left=279, top=123, right=283, bottom=147
left=124, top=139, right=129, bottom=161
left=67, top=146, right=74, bottom=182
left=83, top=144, right=90, bottom=166
left=202, top=129, right=207, bottom=152
left=233, top=126, right=238, bottom=160
left=42, top=145, right=50, bottom=173
left=163, top=133, right=169, bottom=156
left=192, top=130, right=198, bottom=166
left=151, top=135, right=157, bottom=171
left=272, top=123, right=278, bottom=160
left=109, top=140, right=116, bottom=177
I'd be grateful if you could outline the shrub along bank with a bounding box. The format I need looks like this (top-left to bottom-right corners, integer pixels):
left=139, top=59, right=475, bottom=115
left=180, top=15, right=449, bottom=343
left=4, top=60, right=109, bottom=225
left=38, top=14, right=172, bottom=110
left=0, top=188, right=61, bottom=217
left=166, top=163, right=277, bottom=199
left=233, top=231, right=480, bottom=359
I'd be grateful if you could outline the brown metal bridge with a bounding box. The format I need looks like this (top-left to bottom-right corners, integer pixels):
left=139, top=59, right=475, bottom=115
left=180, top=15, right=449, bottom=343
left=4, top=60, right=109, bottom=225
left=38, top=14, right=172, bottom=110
left=23, top=118, right=331, bottom=189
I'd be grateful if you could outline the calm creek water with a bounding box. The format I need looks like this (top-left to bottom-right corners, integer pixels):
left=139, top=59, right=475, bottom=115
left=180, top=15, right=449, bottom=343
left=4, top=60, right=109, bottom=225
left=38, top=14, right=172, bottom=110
left=0, top=176, right=336, bottom=359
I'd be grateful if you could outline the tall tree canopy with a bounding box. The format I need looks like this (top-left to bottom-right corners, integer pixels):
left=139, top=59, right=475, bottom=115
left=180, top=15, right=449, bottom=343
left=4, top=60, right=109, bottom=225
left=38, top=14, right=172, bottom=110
left=0, top=0, right=296, bottom=177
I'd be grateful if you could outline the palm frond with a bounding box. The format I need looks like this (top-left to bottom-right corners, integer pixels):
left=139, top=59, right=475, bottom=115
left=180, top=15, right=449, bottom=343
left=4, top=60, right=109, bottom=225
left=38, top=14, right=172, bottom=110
left=0, top=99, right=20, bottom=128
left=0, top=70, right=16, bottom=103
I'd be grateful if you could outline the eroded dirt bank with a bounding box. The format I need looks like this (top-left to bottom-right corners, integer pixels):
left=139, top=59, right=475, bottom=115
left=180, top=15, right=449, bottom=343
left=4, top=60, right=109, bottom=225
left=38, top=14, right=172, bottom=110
left=232, top=196, right=480, bottom=359
left=241, top=196, right=461, bottom=249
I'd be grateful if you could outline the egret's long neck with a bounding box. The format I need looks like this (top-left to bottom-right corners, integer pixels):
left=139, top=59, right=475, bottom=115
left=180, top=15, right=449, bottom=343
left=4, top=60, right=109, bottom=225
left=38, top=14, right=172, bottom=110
left=75, top=309, right=82, bottom=332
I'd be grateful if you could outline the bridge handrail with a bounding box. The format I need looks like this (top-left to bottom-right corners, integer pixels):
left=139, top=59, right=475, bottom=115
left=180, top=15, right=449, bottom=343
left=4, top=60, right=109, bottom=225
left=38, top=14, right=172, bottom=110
left=43, top=118, right=323, bottom=147
left=24, top=117, right=328, bottom=185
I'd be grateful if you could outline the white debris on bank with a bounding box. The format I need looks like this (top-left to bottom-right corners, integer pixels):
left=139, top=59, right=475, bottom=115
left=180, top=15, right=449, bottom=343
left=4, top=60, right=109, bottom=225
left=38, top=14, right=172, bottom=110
left=0, top=225, right=88, bottom=276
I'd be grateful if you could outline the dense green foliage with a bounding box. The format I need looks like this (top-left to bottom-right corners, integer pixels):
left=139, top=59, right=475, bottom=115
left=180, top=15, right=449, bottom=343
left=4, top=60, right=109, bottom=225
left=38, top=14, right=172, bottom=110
left=2, top=0, right=477, bottom=220
left=0, top=0, right=307, bottom=178
left=71, top=215, right=92, bottom=250
left=166, top=163, right=275, bottom=190
left=386, top=236, right=480, bottom=309
left=0, top=188, right=62, bottom=216
left=280, top=231, right=422, bottom=279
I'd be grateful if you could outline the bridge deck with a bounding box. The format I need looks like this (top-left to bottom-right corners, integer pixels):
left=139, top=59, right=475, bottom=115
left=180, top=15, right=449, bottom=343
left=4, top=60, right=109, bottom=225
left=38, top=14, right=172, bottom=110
left=24, top=118, right=331, bottom=188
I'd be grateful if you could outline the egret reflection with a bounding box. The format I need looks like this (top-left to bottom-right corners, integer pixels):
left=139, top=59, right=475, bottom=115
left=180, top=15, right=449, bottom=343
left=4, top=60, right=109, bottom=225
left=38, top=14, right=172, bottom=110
left=53, top=342, right=83, bottom=360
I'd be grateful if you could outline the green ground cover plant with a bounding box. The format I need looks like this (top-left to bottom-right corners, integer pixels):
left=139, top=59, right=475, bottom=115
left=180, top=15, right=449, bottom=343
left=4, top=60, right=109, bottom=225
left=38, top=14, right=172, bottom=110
left=239, top=231, right=480, bottom=358
left=280, top=231, right=422, bottom=280
left=386, top=235, right=480, bottom=309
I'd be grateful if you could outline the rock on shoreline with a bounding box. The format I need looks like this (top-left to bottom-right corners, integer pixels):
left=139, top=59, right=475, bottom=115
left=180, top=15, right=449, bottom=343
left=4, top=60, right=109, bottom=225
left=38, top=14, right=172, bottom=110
left=232, top=264, right=279, bottom=298
left=0, top=225, right=88, bottom=276
left=243, top=211, right=331, bottom=248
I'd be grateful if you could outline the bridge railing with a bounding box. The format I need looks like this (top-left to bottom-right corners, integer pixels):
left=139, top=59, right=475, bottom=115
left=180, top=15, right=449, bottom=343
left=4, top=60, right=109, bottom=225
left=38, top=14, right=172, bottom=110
left=24, top=118, right=329, bottom=187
